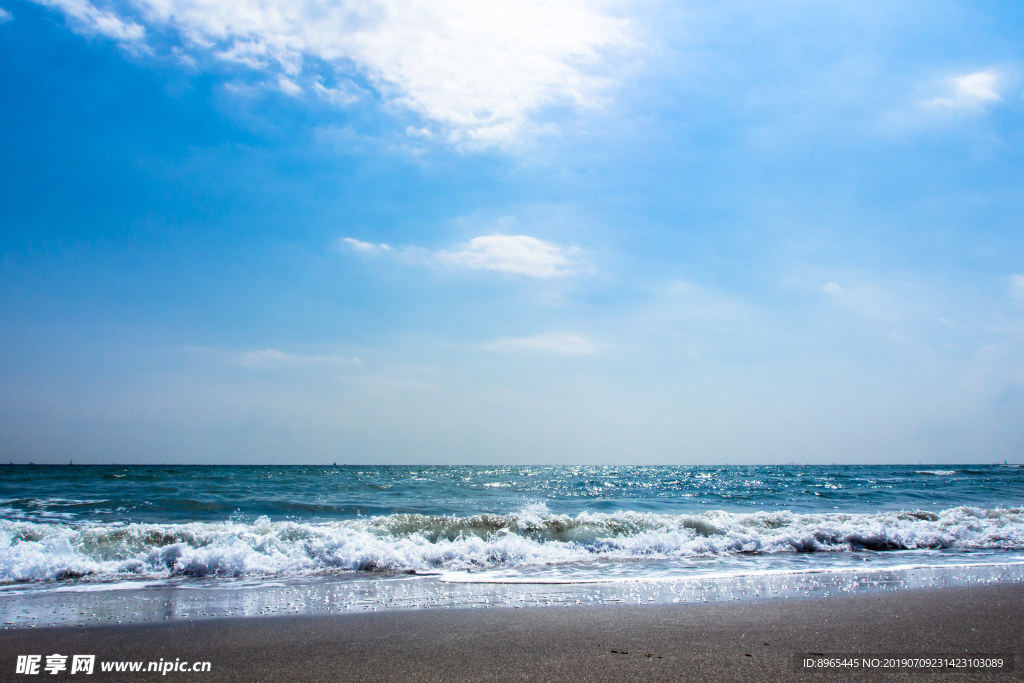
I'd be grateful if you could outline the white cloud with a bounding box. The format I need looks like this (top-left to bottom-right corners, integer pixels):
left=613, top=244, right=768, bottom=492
left=342, top=233, right=583, bottom=279
left=214, top=40, right=269, bottom=70
left=32, top=0, right=633, bottom=146
left=822, top=282, right=846, bottom=295
left=340, top=237, right=392, bottom=254
left=238, top=349, right=360, bottom=367
left=314, top=82, right=360, bottom=107
left=277, top=76, right=303, bottom=97
left=36, top=0, right=145, bottom=42
left=437, top=235, right=580, bottom=278
left=0, top=8, right=12, bottom=22
left=484, top=332, right=599, bottom=355
left=923, top=70, right=1002, bottom=110
left=1011, top=274, right=1024, bottom=305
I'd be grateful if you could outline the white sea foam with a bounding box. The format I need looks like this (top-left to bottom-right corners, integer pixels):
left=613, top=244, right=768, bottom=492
left=438, top=559, right=1024, bottom=584
left=2, top=504, right=1023, bottom=585
left=915, top=470, right=958, bottom=476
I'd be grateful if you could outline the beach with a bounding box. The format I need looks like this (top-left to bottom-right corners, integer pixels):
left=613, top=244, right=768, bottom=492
left=3, top=465, right=1023, bottom=679
left=3, top=584, right=1021, bottom=681
left=8, top=0, right=1024, bottom=679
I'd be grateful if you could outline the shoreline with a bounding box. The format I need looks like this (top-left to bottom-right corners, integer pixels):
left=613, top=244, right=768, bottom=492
left=2, top=584, right=1021, bottom=681
left=4, top=559, right=1023, bottom=630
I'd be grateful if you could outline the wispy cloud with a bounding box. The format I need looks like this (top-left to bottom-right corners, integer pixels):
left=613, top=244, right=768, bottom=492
left=340, top=237, right=392, bottom=254
left=314, top=82, right=361, bottom=107
left=922, top=70, right=1002, bottom=110
left=437, top=235, right=581, bottom=278
left=340, top=233, right=584, bottom=279
left=484, top=332, right=599, bottom=355
left=31, top=0, right=633, bottom=146
left=0, top=8, right=12, bottom=22
left=35, top=0, right=145, bottom=43
left=237, top=349, right=361, bottom=367
left=276, top=77, right=303, bottom=97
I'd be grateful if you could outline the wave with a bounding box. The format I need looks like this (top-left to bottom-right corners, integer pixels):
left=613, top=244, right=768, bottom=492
left=2, top=504, right=1023, bottom=584
left=915, top=470, right=958, bottom=476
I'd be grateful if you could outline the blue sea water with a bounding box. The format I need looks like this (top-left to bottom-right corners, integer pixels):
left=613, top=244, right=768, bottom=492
left=2, top=464, right=1023, bottom=625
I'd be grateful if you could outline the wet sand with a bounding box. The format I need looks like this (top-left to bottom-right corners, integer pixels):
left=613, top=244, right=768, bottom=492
left=2, top=584, right=1021, bottom=681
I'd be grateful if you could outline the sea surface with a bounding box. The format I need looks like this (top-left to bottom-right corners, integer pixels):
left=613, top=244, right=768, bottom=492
left=2, top=464, right=1024, bottom=626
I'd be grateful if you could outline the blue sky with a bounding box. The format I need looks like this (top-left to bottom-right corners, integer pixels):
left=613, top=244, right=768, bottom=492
left=1, top=0, right=1023, bottom=464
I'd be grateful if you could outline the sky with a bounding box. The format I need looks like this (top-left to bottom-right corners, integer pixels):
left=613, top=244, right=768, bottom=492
left=1, top=0, right=1023, bottom=465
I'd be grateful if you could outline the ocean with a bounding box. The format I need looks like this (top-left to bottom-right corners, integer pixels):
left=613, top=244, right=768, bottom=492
left=2, top=464, right=1023, bottom=627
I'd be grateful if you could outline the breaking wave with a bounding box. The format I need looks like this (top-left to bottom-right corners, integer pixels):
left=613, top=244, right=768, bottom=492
left=2, top=504, right=1023, bottom=585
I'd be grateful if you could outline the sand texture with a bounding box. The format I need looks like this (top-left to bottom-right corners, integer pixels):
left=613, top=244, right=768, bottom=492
left=2, top=584, right=1021, bottom=681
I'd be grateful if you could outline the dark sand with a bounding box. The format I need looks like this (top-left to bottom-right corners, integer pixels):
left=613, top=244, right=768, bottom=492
left=2, top=584, right=1021, bottom=681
